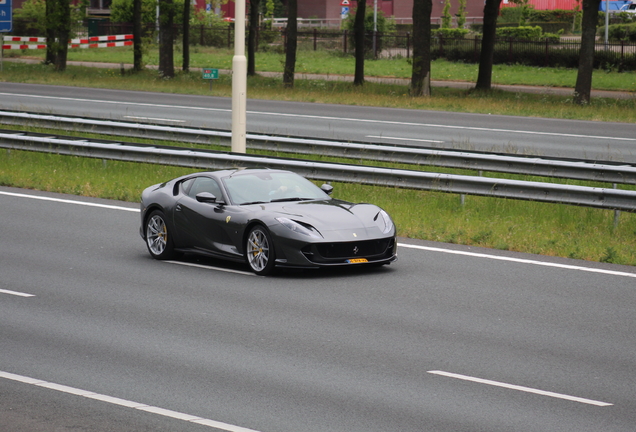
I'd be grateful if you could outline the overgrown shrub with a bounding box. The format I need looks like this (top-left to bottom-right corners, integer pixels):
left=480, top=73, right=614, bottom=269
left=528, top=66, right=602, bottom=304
left=497, top=25, right=543, bottom=40
left=435, top=28, right=470, bottom=39
left=342, top=6, right=395, bottom=57
left=597, top=22, right=636, bottom=41
left=189, top=9, right=230, bottom=47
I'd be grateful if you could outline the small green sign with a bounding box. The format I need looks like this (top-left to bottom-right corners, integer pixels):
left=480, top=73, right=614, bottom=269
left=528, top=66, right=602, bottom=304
left=202, top=68, right=219, bottom=80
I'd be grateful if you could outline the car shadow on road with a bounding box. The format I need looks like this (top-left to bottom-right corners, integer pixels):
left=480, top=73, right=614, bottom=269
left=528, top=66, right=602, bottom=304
left=169, top=253, right=396, bottom=280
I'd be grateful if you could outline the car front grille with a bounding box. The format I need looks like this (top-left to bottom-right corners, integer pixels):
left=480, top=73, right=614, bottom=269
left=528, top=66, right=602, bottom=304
left=302, top=238, right=395, bottom=263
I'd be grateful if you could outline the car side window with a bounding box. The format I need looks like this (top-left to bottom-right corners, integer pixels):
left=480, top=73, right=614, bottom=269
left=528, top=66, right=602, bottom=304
left=187, top=177, right=223, bottom=200
left=180, top=178, right=195, bottom=195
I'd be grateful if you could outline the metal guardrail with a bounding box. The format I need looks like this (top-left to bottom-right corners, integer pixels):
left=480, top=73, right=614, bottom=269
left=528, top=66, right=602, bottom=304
left=2, top=130, right=636, bottom=213
left=1, top=110, right=636, bottom=186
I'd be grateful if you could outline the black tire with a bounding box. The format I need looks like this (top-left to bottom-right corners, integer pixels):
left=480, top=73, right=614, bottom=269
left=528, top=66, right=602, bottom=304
left=245, top=225, right=276, bottom=276
left=145, top=210, right=175, bottom=260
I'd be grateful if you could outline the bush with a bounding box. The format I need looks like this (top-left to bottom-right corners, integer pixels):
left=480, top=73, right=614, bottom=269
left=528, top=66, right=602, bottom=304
left=597, top=22, right=636, bottom=42
left=435, top=28, right=470, bottom=39
left=497, top=25, right=543, bottom=40
left=110, top=0, right=184, bottom=25
left=527, top=9, right=576, bottom=23
left=189, top=9, right=230, bottom=47
left=342, top=6, right=395, bottom=57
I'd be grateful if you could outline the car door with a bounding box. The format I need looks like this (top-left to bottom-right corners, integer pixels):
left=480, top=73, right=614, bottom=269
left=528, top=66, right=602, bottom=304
left=172, top=176, right=237, bottom=257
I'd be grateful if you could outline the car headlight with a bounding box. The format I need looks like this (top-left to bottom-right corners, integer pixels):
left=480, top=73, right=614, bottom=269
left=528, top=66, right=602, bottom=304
left=275, top=217, right=323, bottom=239
left=375, top=210, right=394, bottom=234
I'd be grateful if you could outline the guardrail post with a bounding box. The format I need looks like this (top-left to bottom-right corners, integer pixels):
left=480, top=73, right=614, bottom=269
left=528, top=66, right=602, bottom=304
left=614, top=183, right=621, bottom=228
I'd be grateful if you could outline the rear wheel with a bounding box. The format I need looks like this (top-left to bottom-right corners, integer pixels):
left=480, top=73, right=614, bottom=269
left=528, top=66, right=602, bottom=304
left=145, top=210, right=175, bottom=260
left=246, top=225, right=276, bottom=276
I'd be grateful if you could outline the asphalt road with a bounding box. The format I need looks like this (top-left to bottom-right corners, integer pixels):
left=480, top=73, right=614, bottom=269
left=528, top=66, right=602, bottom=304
left=2, top=186, right=636, bottom=432
left=1, top=82, right=636, bottom=162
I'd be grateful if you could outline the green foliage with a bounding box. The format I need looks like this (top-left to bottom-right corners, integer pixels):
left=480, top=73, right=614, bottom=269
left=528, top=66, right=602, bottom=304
left=456, top=0, right=467, bottom=29
left=342, top=6, right=396, bottom=57
left=597, top=23, right=636, bottom=42
left=436, top=28, right=470, bottom=38
left=342, top=6, right=396, bottom=33
left=110, top=0, right=185, bottom=24
left=442, top=0, right=452, bottom=29
left=188, top=9, right=230, bottom=47
left=14, top=0, right=85, bottom=35
left=612, top=11, right=636, bottom=24
left=496, top=25, right=543, bottom=39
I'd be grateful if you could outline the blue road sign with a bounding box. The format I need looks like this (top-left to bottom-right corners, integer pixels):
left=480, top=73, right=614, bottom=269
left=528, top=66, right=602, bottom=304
left=0, top=0, right=12, bottom=33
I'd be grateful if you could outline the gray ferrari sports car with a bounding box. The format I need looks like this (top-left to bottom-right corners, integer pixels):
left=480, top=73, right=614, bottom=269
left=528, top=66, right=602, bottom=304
left=139, top=168, right=397, bottom=275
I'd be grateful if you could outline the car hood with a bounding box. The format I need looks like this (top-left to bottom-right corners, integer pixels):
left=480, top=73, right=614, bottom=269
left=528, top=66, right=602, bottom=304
left=258, top=199, right=393, bottom=239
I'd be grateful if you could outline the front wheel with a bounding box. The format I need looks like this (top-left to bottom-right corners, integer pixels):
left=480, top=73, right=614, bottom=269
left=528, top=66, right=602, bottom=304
left=145, top=210, right=175, bottom=260
left=245, top=225, right=276, bottom=276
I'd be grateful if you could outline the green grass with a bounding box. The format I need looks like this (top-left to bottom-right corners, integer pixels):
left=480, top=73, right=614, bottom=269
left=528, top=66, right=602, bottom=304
left=1, top=47, right=636, bottom=265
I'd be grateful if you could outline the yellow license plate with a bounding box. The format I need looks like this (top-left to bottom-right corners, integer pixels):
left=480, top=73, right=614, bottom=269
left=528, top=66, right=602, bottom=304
left=347, top=258, right=369, bottom=264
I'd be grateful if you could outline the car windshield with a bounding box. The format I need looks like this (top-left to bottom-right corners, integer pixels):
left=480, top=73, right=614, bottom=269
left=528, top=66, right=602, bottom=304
left=223, top=171, right=330, bottom=205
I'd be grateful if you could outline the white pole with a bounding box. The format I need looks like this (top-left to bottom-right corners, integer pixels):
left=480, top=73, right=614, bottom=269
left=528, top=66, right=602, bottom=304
left=604, top=0, right=609, bottom=48
left=373, top=0, right=377, bottom=55
left=232, top=0, right=247, bottom=153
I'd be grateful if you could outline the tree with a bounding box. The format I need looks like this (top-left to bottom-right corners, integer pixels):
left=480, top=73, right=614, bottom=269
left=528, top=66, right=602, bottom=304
left=574, top=0, right=600, bottom=104
left=183, top=0, right=191, bottom=71
left=15, top=0, right=78, bottom=68
left=45, top=0, right=56, bottom=65
left=53, top=0, right=71, bottom=71
left=457, top=0, right=467, bottom=29
left=353, top=0, right=367, bottom=86
left=441, top=0, right=452, bottom=29
left=248, top=0, right=261, bottom=76
left=110, top=0, right=185, bottom=25
left=411, top=0, right=433, bottom=96
left=158, top=0, right=176, bottom=78
left=283, top=0, right=298, bottom=88
left=475, top=0, right=502, bottom=90
left=133, top=0, right=143, bottom=71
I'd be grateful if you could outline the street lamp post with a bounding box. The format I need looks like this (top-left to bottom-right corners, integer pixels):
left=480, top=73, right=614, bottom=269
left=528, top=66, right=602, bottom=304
left=232, top=0, right=247, bottom=153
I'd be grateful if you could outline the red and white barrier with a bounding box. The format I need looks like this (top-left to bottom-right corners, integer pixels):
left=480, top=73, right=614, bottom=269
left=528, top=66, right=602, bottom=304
left=2, top=34, right=133, bottom=50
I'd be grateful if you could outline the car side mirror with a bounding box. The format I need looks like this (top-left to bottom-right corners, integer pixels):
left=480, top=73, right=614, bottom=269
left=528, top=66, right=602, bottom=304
left=196, top=192, right=224, bottom=205
left=321, top=184, right=334, bottom=195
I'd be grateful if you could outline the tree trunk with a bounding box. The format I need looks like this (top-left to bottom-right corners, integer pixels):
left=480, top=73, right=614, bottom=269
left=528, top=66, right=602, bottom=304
left=283, top=0, right=297, bottom=88
left=45, top=0, right=56, bottom=65
left=410, top=0, right=432, bottom=96
left=475, top=0, right=501, bottom=91
left=133, top=0, right=143, bottom=72
left=574, top=0, right=600, bottom=104
left=182, top=0, right=190, bottom=72
left=53, top=0, right=70, bottom=72
left=353, top=0, right=367, bottom=86
left=247, top=0, right=260, bottom=76
left=158, top=0, right=175, bottom=78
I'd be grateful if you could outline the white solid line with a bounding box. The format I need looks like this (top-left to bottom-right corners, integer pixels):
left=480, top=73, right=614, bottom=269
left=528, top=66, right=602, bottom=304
left=367, top=135, right=444, bottom=143
left=398, top=243, right=636, bottom=279
left=0, top=191, right=139, bottom=212
left=0, top=371, right=263, bottom=432
left=428, top=370, right=613, bottom=407
left=0, top=288, right=35, bottom=297
left=124, top=116, right=186, bottom=123
left=165, top=260, right=255, bottom=276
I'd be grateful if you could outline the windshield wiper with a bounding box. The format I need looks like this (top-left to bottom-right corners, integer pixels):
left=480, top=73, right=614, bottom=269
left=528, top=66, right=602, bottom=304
left=269, top=197, right=314, bottom=203
left=240, top=201, right=267, bottom=205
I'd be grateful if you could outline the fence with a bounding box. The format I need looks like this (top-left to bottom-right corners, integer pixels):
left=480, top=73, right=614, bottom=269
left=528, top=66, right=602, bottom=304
left=92, top=22, right=636, bottom=70
left=7, top=18, right=635, bottom=70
